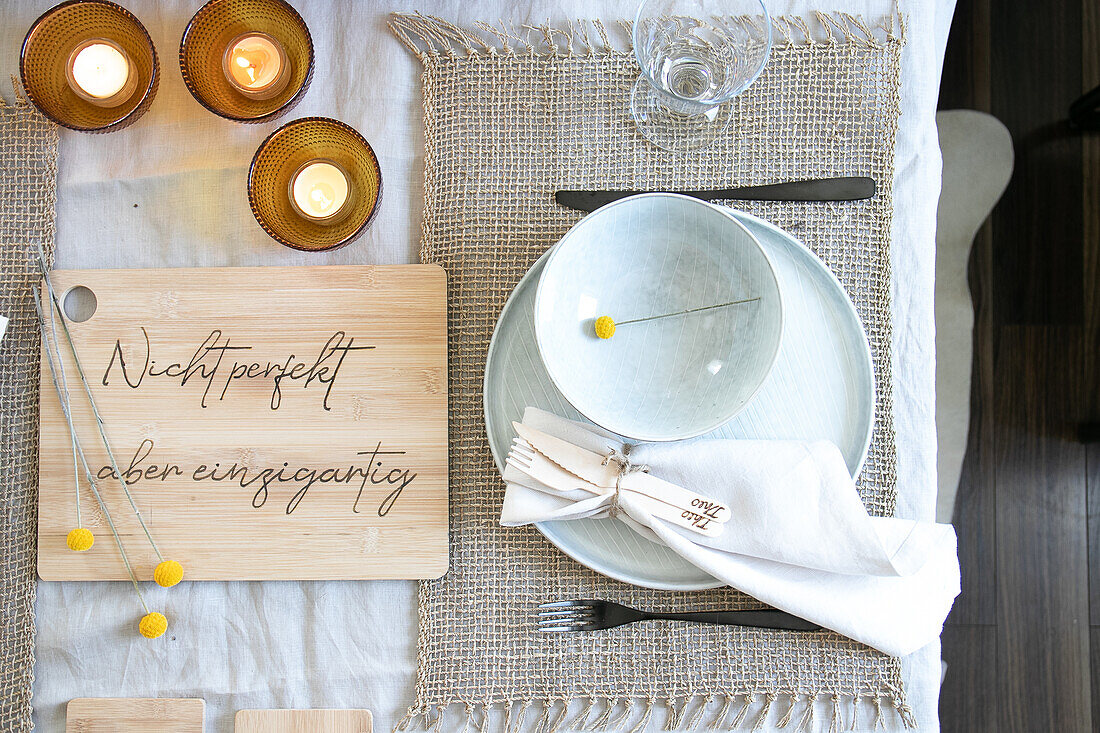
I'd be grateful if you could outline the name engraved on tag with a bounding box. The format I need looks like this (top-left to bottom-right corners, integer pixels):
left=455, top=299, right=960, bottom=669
left=680, top=509, right=715, bottom=531
left=689, top=497, right=726, bottom=519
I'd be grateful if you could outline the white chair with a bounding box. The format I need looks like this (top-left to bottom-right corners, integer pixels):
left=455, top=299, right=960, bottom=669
left=934, top=110, right=1013, bottom=523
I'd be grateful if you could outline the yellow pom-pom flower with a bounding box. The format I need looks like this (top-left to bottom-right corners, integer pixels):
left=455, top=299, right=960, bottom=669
left=66, top=528, right=94, bottom=552
left=594, top=316, right=616, bottom=340
left=139, top=612, right=168, bottom=639
left=154, top=560, right=183, bottom=588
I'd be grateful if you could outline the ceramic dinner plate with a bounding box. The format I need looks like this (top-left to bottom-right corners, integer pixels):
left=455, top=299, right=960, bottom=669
left=484, top=209, right=875, bottom=590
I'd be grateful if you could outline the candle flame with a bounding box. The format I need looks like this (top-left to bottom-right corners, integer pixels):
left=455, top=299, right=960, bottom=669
left=291, top=162, right=348, bottom=221
left=234, top=53, right=258, bottom=83
left=69, top=42, right=131, bottom=101
left=311, top=187, right=334, bottom=211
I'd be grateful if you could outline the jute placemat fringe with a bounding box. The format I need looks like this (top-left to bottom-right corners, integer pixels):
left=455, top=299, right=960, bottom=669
left=392, top=691, right=916, bottom=733
left=390, top=10, right=904, bottom=59
left=0, top=76, right=59, bottom=732
left=393, top=11, right=909, bottom=732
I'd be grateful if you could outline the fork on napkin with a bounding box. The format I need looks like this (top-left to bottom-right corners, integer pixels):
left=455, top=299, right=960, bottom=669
left=500, top=407, right=960, bottom=657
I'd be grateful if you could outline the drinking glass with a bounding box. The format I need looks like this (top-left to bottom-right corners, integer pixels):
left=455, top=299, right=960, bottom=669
left=631, top=0, right=771, bottom=152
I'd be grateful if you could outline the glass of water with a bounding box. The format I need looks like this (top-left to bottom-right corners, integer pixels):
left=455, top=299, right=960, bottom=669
left=631, top=0, right=771, bottom=152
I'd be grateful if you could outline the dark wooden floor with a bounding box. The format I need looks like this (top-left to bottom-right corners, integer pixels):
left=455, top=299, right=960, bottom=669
left=937, top=0, right=1099, bottom=730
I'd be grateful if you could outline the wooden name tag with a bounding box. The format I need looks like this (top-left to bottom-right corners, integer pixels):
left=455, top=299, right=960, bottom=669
left=38, top=265, right=448, bottom=581
left=67, top=698, right=204, bottom=732
left=235, top=709, right=372, bottom=733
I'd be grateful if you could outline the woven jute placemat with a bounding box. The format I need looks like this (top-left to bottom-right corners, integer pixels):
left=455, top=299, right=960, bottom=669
left=391, top=12, right=912, bottom=732
left=0, top=83, right=58, bottom=732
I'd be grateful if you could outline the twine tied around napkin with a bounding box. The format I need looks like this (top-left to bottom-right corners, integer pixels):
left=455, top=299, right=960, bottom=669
left=600, top=448, right=648, bottom=519
left=502, top=408, right=960, bottom=658
left=508, top=421, right=731, bottom=537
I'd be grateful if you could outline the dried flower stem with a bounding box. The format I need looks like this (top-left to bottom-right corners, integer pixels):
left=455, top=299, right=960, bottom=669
left=34, top=286, right=148, bottom=612
left=35, top=246, right=163, bottom=562
left=616, top=297, right=761, bottom=326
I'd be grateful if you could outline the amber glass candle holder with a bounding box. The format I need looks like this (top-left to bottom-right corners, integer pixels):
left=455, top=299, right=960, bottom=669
left=180, top=0, right=313, bottom=123
left=248, top=117, right=382, bottom=252
left=20, top=0, right=159, bottom=133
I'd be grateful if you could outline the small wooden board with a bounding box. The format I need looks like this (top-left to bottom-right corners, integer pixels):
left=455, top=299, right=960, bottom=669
left=235, top=709, right=373, bottom=733
left=67, top=698, right=204, bottom=732
left=39, top=265, right=448, bottom=580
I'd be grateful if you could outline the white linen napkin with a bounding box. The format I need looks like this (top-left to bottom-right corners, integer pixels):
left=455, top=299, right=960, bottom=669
left=500, top=407, right=960, bottom=657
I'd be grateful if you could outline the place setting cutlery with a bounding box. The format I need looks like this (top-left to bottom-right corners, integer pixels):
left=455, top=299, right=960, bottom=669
left=506, top=427, right=730, bottom=538
left=555, top=176, right=876, bottom=213
left=536, top=600, right=822, bottom=633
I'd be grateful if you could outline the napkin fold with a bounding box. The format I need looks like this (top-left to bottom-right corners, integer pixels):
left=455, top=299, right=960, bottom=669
left=500, top=408, right=960, bottom=657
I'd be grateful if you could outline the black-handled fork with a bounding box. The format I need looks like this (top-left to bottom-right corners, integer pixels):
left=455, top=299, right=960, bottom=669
left=537, top=599, right=821, bottom=633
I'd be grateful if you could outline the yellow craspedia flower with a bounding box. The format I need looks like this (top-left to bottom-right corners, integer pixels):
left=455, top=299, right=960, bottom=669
left=139, top=612, right=167, bottom=639
left=154, top=560, right=183, bottom=588
left=594, top=316, right=616, bottom=340
left=66, top=528, right=94, bottom=552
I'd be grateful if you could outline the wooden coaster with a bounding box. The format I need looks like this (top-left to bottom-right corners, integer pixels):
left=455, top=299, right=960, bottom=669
left=235, top=709, right=373, bottom=732
left=66, top=698, right=204, bottom=732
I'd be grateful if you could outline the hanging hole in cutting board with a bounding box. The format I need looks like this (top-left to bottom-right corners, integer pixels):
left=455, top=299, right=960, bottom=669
left=62, top=286, right=97, bottom=322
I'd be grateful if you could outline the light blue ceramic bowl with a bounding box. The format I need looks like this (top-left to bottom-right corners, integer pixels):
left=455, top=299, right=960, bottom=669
left=533, top=193, right=782, bottom=441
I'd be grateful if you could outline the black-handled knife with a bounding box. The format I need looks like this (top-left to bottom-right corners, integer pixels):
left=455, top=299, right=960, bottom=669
left=555, top=176, right=876, bottom=212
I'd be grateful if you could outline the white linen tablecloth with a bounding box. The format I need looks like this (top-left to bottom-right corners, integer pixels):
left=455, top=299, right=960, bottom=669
left=0, top=1, right=955, bottom=730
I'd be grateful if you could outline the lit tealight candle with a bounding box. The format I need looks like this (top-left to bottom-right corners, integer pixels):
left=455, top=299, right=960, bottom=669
left=223, top=32, right=290, bottom=100
left=289, top=160, right=350, bottom=222
left=65, top=39, right=137, bottom=108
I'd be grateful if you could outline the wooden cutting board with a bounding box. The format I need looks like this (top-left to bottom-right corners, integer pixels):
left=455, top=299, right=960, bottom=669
left=235, top=709, right=372, bottom=732
left=39, top=265, right=448, bottom=580
left=66, top=698, right=204, bottom=732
